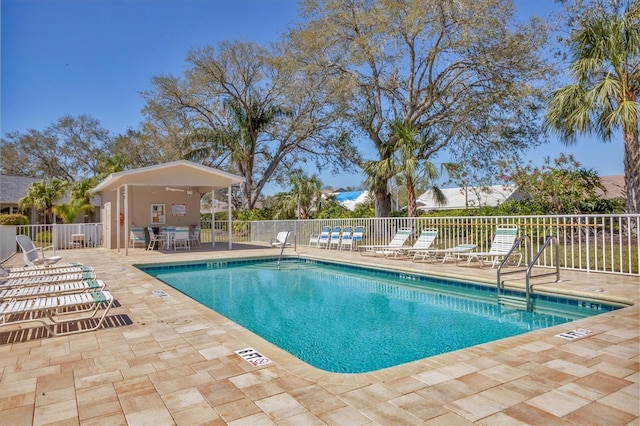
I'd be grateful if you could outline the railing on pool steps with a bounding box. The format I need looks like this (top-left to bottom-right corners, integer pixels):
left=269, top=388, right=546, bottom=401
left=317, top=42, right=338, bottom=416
left=277, top=231, right=297, bottom=268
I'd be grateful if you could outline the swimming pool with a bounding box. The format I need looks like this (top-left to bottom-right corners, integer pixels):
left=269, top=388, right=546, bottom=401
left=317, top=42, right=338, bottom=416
left=139, top=258, right=618, bottom=373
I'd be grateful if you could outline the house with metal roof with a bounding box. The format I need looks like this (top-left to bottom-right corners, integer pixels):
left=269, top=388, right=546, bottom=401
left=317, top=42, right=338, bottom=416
left=416, top=184, right=526, bottom=212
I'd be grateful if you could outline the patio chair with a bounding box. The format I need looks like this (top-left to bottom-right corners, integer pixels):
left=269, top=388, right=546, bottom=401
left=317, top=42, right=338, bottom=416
left=0, top=289, right=114, bottom=336
left=359, top=228, right=412, bottom=256
left=455, top=225, right=521, bottom=268
left=337, top=226, right=353, bottom=250
left=340, top=226, right=365, bottom=251
left=270, top=231, right=291, bottom=248
left=16, top=235, right=63, bottom=267
left=173, top=227, right=190, bottom=250
left=147, top=227, right=167, bottom=250
left=0, top=279, right=106, bottom=300
left=385, top=228, right=438, bottom=258
left=1, top=264, right=94, bottom=280
left=328, top=226, right=342, bottom=249
left=129, top=228, right=146, bottom=248
left=316, top=226, right=332, bottom=249
left=189, top=226, right=201, bottom=248
left=411, top=243, right=478, bottom=263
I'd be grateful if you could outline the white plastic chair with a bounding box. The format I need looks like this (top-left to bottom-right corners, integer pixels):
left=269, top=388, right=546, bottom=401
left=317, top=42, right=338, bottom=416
left=147, top=227, right=166, bottom=250
left=173, top=227, right=190, bottom=251
left=16, top=235, right=62, bottom=267
left=189, top=226, right=201, bottom=248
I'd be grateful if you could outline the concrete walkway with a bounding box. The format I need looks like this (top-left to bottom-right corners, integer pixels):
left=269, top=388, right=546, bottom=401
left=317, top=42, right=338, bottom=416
left=1, top=244, right=638, bottom=425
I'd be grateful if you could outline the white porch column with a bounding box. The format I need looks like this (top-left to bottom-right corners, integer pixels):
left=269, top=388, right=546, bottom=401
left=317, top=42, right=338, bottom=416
left=124, top=184, right=129, bottom=256
left=211, top=189, right=215, bottom=248
left=228, top=186, right=232, bottom=250
left=116, top=187, right=121, bottom=253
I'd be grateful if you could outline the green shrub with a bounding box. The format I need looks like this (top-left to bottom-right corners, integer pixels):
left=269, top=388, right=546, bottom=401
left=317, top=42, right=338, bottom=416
left=0, top=213, right=29, bottom=225
left=34, top=230, right=53, bottom=244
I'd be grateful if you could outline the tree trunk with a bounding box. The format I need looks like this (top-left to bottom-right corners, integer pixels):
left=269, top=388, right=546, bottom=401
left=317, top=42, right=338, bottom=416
left=373, top=185, right=390, bottom=217
left=406, top=177, right=417, bottom=218
left=622, top=128, right=639, bottom=214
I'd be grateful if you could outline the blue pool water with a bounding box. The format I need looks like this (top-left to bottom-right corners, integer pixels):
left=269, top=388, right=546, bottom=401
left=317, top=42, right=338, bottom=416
left=140, top=258, right=616, bottom=373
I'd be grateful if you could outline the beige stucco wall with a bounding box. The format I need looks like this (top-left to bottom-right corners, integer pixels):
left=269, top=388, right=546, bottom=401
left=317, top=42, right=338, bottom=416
left=101, top=187, right=202, bottom=248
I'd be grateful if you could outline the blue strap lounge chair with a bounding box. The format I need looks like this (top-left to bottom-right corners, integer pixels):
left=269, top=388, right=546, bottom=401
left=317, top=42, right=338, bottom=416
left=316, top=226, right=332, bottom=249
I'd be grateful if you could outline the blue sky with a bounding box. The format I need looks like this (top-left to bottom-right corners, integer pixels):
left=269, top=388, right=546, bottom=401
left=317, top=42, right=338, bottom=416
left=1, top=0, right=624, bottom=193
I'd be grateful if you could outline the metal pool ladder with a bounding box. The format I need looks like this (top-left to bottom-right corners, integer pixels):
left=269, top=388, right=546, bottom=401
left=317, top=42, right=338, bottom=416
left=497, top=235, right=560, bottom=311
left=277, top=231, right=297, bottom=268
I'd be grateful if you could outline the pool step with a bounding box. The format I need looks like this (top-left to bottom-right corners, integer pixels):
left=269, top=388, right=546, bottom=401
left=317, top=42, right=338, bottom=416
left=498, top=295, right=529, bottom=310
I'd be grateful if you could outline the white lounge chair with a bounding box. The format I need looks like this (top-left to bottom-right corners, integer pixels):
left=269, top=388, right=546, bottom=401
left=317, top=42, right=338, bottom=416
left=0, top=290, right=114, bottom=336
left=0, top=271, right=97, bottom=289
left=16, top=235, right=62, bottom=267
left=0, top=279, right=106, bottom=300
left=0, top=264, right=94, bottom=280
left=1, top=262, right=83, bottom=273
left=411, top=243, right=478, bottom=263
left=456, top=225, right=521, bottom=268
left=359, top=228, right=412, bottom=256
left=385, top=228, right=438, bottom=258
left=270, top=231, right=291, bottom=248
left=340, top=226, right=364, bottom=251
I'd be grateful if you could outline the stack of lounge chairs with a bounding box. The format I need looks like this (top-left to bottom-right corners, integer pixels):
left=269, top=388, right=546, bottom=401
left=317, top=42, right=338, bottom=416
left=1, top=238, right=114, bottom=337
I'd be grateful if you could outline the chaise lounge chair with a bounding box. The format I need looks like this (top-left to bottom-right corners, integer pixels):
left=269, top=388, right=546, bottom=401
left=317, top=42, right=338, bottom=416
left=411, top=243, right=478, bottom=263
left=359, top=228, right=412, bottom=256
left=0, top=279, right=106, bottom=300
left=1, top=264, right=94, bottom=280
left=0, top=270, right=97, bottom=288
left=385, top=228, right=439, bottom=258
left=0, top=290, right=114, bottom=336
left=455, top=225, right=521, bottom=268
left=16, top=235, right=63, bottom=267
left=1, top=262, right=84, bottom=274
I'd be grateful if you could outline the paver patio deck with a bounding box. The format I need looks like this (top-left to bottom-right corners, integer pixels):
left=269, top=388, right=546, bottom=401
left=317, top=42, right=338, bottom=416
left=1, top=243, right=638, bottom=425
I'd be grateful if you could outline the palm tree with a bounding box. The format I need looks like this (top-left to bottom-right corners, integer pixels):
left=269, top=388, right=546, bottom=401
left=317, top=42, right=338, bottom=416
left=272, top=171, right=323, bottom=219
left=545, top=2, right=639, bottom=213
left=389, top=120, right=447, bottom=217
left=182, top=98, right=290, bottom=209
left=19, top=179, right=68, bottom=224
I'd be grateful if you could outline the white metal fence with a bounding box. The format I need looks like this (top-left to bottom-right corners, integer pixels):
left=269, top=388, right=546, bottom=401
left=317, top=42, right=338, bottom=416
left=2, top=216, right=638, bottom=276
left=0, top=223, right=102, bottom=263
left=203, top=214, right=639, bottom=276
